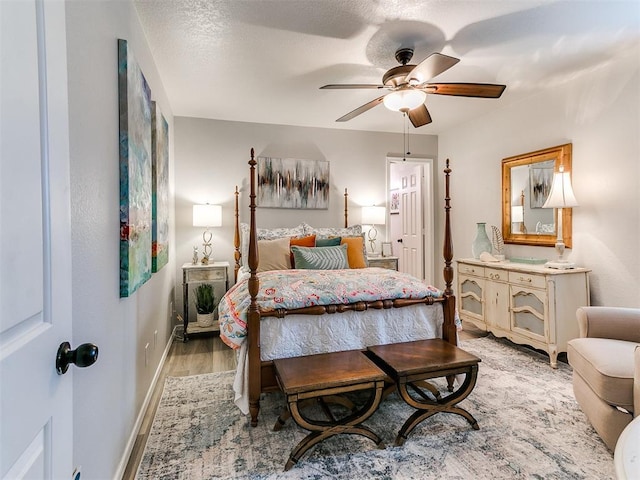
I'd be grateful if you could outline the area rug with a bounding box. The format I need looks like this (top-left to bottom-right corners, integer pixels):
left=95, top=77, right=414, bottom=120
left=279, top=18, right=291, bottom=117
left=136, top=336, right=615, bottom=479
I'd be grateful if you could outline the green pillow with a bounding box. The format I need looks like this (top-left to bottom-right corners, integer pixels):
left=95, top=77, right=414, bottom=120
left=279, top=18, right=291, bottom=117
left=291, top=244, right=349, bottom=270
left=315, top=236, right=341, bottom=247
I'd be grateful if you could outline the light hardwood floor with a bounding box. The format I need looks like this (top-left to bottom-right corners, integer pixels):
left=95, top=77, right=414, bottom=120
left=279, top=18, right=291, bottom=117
left=123, top=322, right=488, bottom=478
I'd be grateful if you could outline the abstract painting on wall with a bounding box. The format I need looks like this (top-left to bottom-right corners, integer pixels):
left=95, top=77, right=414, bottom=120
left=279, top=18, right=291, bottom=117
left=257, top=157, right=330, bottom=209
left=118, top=39, right=152, bottom=297
left=151, top=101, right=169, bottom=273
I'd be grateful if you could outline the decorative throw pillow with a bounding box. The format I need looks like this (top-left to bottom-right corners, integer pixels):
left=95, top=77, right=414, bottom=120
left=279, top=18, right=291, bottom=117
left=341, top=236, right=369, bottom=268
left=291, top=245, right=349, bottom=270
left=257, top=237, right=291, bottom=272
left=306, top=224, right=363, bottom=239
left=289, top=235, right=316, bottom=267
left=316, top=236, right=341, bottom=247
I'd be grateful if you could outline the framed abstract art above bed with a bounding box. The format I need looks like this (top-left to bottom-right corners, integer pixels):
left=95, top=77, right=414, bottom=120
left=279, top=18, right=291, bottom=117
left=257, top=156, right=329, bottom=209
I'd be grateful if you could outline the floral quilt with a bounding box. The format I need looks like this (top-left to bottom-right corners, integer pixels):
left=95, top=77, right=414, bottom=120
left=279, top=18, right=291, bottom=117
left=219, top=267, right=443, bottom=350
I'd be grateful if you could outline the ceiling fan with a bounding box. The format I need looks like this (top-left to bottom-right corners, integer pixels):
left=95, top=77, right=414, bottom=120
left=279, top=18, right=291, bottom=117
left=320, top=48, right=506, bottom=127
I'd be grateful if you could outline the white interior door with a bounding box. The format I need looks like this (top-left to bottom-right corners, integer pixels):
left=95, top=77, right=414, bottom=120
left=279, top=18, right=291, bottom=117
left=388, top=158, right=435, bottom=282
left=399, top=164, right=424, bottom=278
left=1, top=1, right=74, bottom=478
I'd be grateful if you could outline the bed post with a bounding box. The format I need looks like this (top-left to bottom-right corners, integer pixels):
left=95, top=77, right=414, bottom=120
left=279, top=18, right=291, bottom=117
left=344, top=188, right=349, bottom=227
left=247, top=148, right=261, bottom=426
left=442, top=159, right=457, bottom=346
left=234, top=185, right=240, bottom=282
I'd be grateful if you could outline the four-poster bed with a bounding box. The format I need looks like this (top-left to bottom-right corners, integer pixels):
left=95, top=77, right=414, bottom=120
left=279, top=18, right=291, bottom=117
left=220, top=148, right=457, bottom=427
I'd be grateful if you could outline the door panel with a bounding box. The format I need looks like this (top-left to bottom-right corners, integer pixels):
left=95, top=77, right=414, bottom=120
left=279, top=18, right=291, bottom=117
left=1, top=1, right=73, bottom=478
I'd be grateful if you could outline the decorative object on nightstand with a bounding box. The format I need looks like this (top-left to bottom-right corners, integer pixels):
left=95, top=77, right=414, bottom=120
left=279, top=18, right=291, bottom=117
left=381, top=241, right=393, bottom=257
left=192, top=204, right=222, bottom=265
left=471, top=222, right=492, bottom=259
left=192, top=246, right=199, bottom=265
left=542, top=165, right=578, bottom=269
left=194, top=283, right=215, bottom=327
left=181, top=261, right=229, bottom=341
left=362, top=205, right=386, bottom=255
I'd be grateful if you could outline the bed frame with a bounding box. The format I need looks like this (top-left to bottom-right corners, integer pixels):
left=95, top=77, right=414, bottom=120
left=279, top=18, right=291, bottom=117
left=234, top=148, right=457, bottom=426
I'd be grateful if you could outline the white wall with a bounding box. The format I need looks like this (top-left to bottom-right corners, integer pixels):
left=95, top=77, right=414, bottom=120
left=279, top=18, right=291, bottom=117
left=174, top=118, right=439, bottom=308
left=439, top=47, right=640, bottom=308
left=66, top=1, right=175, bottom=477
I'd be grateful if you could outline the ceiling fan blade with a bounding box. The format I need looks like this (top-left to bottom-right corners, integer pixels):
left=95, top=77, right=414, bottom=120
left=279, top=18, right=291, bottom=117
left=407, top=104, right=432, bottom=128
left=335, top=95, right=386, bottom=122
left=406, top=53, right=460, bottom=84
left=424, top=83, right=506, bottom=98
left=320, top=84, right=385, bottom=89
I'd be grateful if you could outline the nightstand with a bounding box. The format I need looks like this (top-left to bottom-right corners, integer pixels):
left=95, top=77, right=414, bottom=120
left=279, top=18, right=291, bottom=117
left=182, top=261, right=229, bottom=341
left=367, top=256, right=399, bottom=271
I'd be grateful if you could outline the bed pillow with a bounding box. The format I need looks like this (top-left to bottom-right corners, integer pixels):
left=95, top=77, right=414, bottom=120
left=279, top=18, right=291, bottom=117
left=291, top=245, right=349, bottom=270
left=239, top=223, right=305, bottom=266
left=258, top=224, right=305, bottom=240
left=341, top=236, right=369, bottom=268
left=306, top=224, right=363, bottom=239
left=257, top=237, right=292, bottom=272
left=289, top=235, right=316, bottom=267
left=316, top=236, right=341, bottom=247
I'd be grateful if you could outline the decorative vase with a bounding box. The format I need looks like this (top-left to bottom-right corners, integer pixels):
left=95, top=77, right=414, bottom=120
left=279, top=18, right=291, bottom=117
left=472, top=222, right=492, bottom=259
left=196, top=312, right=215, bottom=327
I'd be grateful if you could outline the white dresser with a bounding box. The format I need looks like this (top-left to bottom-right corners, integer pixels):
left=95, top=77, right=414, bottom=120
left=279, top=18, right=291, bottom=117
left=457, top=258, right=590, bottom=367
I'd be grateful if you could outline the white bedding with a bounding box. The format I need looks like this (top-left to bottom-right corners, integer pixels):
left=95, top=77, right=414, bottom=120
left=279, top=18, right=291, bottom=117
left=232, top=303, right=444, bottom=414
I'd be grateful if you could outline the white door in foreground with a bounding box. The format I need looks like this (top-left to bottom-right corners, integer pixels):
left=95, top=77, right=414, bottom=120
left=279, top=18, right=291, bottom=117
left=1, top=1, right=74, bottom=478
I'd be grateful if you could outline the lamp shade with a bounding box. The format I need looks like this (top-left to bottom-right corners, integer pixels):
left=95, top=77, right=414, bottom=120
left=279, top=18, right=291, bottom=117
left=193, top=204, right=222, bottom=227
left=383, top=89, right=427, bottom=112
left=362, top=206, right=386, bottom=225
left=542, top=169, right=578, bottom=208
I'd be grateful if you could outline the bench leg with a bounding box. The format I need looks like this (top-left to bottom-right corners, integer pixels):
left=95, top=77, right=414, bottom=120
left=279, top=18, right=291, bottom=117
left=395, top=365, right=479, bottom=446
left=273, top=395, right=357, bottom=431
left=284, top=383, right=385, bottom=471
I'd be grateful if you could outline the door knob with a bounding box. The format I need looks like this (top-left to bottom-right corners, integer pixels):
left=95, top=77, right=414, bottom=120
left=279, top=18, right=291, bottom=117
left=397, top=239, right=403, bottom=243
left=56, top=342, right=99, bottom=375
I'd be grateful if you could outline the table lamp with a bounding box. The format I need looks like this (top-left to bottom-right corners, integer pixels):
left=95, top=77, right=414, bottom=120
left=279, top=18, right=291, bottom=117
left=193, top=204, right=222, bottom=265
left=542, top=166, right=578, bottom=269
left=362, top=206, right=386, bottom=255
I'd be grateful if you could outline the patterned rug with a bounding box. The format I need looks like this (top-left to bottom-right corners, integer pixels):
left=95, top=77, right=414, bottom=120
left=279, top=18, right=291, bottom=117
left=136, top=336, right=615, bottom=479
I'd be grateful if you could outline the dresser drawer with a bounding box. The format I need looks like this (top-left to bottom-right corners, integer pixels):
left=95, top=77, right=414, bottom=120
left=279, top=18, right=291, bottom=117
left=458, top=263, right=485, bottom=277
left=508, top=271, right=546, bottom=289
left=186, top=268, right=226, bottom=282
left=485, top=268, right=507, bottom=282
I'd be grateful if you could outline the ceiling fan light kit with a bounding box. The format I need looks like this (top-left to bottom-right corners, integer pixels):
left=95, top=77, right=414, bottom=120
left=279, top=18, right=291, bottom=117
left=321, top=48, right=506, bottom=128
left=383, top=89, right=427, bottom=112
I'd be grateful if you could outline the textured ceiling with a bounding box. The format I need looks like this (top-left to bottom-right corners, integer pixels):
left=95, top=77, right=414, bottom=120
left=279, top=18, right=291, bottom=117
left=134, top=0, right=640, bottom=135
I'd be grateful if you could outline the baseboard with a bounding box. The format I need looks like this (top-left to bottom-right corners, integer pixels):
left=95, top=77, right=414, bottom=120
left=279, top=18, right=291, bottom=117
left=113, top=325, right=178, bottom=479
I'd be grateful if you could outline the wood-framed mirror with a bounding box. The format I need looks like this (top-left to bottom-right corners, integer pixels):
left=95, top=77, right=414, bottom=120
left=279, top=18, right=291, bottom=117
left=502, top=143, right=573, bottom=247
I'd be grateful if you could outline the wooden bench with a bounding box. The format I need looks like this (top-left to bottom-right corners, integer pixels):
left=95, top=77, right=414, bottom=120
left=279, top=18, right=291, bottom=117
left=273, top=350, right=386, bottom=471
left=367, top=338, right=481, bottom=446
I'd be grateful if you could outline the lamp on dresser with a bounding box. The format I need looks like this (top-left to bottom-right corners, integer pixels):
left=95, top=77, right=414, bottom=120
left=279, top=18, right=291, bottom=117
left=362, top=206, right=386, bottom=255
left=542, top=166, right=578, bottom=269
left=192, top=204, right=222, bottom=265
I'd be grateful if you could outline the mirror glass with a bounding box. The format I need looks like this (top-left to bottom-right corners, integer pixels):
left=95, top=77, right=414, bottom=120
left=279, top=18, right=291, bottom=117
left=502, top=144, right=573, bottom=247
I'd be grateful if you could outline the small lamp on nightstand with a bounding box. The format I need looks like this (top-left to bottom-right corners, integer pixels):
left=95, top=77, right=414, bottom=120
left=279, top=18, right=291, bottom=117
left=193, top=204, right=222, bottom=265
left=542, top=166, right=578, bottom=269
left=362, top=205, right=386, bottom=255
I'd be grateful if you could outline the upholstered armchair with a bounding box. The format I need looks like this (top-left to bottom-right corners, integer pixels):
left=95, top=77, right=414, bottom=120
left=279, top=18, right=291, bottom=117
left=567, top=307, right=640, bottom=451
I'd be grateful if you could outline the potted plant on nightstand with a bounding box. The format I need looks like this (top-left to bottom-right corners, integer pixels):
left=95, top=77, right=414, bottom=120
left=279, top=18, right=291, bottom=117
left=194, top=283, right=215, bottom=327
